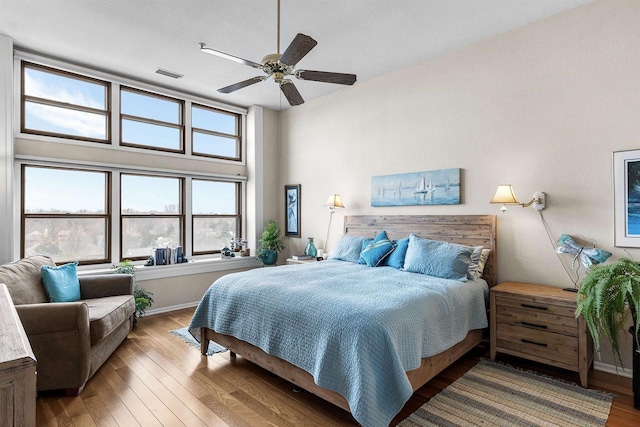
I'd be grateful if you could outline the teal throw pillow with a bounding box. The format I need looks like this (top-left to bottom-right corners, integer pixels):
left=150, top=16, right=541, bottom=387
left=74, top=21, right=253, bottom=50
left=385, top=237, right=409, bottom=269
left=329, top=235, right=367, bottom=263
left=41, top=261, right=81, bottom=302
left=358, top=238, right=373, bottom=264
left=404, top=234, right=472, bottom=282
left=360, top=231, right=396, bottom=267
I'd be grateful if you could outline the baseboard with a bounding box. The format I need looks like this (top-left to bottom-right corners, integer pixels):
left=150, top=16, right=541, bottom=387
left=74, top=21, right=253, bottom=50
left=594, top=361, right=633, bottom=378
left=144, top=301, right=200, bottom=316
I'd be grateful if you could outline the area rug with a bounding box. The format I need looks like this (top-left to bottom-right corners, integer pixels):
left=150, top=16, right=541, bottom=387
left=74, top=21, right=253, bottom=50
left=399, top=360, right=615, bottom=427
left=170, top=327, right=226, bottom=356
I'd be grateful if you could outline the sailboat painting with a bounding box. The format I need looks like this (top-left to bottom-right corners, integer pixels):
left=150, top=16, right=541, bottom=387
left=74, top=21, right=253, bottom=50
left=371, top=168, right=461, bottom=207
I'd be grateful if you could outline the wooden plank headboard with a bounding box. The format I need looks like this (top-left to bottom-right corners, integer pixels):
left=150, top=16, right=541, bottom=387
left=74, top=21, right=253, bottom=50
left=344, top=215, right=498, bottom=287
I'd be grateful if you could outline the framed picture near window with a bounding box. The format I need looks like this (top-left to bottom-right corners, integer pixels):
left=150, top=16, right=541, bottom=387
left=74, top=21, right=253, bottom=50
left=285, top=184, right=301, bottom=238
left=614, top=149, right=640, bottom=247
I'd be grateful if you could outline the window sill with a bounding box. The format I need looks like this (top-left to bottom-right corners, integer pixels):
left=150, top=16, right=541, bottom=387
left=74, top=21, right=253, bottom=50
left=78, top=256, right=262, bottom=282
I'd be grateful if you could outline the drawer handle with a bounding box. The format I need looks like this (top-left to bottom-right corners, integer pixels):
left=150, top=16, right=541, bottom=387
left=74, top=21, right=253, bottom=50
left=521, top=303, right=548, bottom=311
left=521, top=338, right=548, bottom=347
left=520, top=321, right=548, bottom=329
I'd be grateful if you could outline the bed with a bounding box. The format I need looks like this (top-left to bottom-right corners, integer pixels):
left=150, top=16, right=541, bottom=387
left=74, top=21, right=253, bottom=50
left=189, top=215, right=497, bottom=426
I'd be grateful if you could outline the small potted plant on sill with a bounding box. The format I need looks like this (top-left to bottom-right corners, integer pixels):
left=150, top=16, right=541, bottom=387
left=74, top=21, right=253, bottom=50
left=575, top=257, right=640, bottom=408
left=112, top=260, right=154, bottom=324
left=257, top=220, right=286, bottom=266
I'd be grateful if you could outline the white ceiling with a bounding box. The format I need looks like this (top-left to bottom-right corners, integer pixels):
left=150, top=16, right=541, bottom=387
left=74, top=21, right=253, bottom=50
left=0, top=0, right=591, bottom=110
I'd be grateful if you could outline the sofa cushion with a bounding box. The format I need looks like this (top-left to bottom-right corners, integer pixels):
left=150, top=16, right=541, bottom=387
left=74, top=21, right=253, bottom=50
left=82, top=295, right=134, bottom=345
left=0, top=255, right=54, bottom=305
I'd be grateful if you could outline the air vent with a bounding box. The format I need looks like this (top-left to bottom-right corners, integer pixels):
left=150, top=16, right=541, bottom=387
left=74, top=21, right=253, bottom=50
left=155, top=68, right=183, bottom=79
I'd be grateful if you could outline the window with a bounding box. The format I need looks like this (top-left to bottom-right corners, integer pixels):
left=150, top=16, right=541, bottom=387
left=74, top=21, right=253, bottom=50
left=192, top=104, right=241, bottom=160
left=21, top=165, right=110, bottom=264
left=120, top=174, right=184, bottom=260
left=21, top=63, right=110, bottom=142
left=192, top=179, right=241, bottom=254
left=120, top=87, right=184, bottom=153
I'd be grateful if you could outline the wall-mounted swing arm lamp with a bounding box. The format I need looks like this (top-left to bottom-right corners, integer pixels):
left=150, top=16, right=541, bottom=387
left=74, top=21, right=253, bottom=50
left=490, top=184, right=546, bottom=212
left=324, top=194, right=345, bottom=252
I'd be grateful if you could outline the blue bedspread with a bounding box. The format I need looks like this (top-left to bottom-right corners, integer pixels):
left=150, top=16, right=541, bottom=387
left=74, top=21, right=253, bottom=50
left=189, top=260, right=488, bottom=427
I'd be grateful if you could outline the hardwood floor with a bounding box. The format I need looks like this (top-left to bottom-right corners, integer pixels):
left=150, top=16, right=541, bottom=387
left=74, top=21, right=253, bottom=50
left=36, top=308, right=640, bottom=426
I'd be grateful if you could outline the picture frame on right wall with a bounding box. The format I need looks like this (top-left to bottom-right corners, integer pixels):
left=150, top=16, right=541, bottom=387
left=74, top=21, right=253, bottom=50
left=614, top=149, right=640, bottom=247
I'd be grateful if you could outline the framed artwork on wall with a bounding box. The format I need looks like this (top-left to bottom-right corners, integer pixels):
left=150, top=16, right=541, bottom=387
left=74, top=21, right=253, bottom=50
left=285, top=184, right=301, bottom=238
left=371, top=168, right=461, bottom=207
left=614, top=149, right=640, bottom=247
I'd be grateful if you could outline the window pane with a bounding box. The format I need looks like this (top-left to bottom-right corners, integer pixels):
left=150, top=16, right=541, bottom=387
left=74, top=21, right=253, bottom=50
left=192, top=105, right=236, bottom=134
left=122, top=217, right=181, bottom=258
left=121, top=119, right=181, bottom=150
left=193, top=217, right=237, bottom=253
left=192, top=180, right=237, bottom=214
left=24, top=66, right=106, bottom=109
left=25, top=101, right=107, bottom=139
left=24, top=167, right=106, bottom=214
left=24, top=218, right=107, bottom=262
left=121, top=175, right=180, bottom=214
left=121, top=89, right=180, bottom=124
left=193, top=132, right=238, bottom=158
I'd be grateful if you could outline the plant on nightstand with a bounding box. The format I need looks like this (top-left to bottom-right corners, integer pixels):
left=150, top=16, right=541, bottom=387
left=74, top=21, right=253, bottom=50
left=257, top=220, right=286, bottom=265
left=575, top=257, right=640, bottom=410
left=112, top=260, right=154, bottom=322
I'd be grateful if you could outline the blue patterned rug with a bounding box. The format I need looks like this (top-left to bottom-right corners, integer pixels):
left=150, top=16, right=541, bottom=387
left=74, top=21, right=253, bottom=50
left=170, top=327, right=226, bottom=356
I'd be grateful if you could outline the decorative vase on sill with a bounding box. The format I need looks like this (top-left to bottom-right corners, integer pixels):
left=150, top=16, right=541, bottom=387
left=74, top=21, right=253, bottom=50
left=305, top=237, right=317, bottom=257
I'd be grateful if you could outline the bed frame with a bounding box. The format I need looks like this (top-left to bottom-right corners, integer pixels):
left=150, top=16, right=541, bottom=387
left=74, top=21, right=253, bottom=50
left=200, top=214, right=497, bottom=413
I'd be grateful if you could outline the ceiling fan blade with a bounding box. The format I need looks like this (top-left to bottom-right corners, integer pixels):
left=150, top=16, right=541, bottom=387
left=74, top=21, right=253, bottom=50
left=280, top=80, right=304, bottom=106
left=218, top=76, right=266, bottom=94
left=279, top=33, right=317, bottom=66
left=200, top=43, right=263, bottom=70
left=296, top=70, right=357, bottom=86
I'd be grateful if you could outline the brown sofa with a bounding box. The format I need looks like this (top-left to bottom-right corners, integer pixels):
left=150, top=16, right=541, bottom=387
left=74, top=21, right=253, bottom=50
left=0, top=255, right=135, bottom=395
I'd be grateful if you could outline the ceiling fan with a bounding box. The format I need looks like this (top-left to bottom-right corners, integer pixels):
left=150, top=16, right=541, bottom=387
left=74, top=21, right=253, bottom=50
left=199, top=0, right=356, bottom=106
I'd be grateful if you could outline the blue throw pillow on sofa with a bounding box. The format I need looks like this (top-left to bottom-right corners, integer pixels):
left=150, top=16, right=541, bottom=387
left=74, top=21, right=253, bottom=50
left=41, top=261, right=81, bottom=302
left=360, top=231, right=396, bottom=267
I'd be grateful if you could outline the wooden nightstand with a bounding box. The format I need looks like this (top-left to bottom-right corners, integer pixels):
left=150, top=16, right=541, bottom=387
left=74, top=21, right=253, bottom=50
left=286, top=258, right=317, bottom=265
left=490, top=282, right=593, bottom=387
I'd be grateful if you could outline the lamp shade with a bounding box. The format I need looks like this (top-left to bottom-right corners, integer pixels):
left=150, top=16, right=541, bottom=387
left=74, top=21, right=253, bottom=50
left=490, top=185, right=519, bottom=204
left=325, top=194, right=345, bottom=209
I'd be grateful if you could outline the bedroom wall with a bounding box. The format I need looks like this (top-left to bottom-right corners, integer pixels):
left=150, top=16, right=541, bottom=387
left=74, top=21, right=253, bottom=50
left=278, top=0, right=640, bottom=370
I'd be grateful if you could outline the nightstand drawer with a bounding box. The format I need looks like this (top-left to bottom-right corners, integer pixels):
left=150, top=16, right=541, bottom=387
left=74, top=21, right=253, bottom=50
left=496, top=323, right=578, bottom=366
left=495, top=295, right=575, bottom=318
left=495, top=305, right=578, bottom=337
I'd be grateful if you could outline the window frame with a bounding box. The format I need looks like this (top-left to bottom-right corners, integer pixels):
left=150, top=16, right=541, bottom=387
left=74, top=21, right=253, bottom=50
left=21, top=62, right=111, bottom=144
left=20, top=164, right=112, bottom=265
left=119, top=172, right=185, bottom=262
left=191, top=103, right=242, bottom=161
left=191, top=178, right=242, bottom=256
left=119, top=86, right=185, bottom=154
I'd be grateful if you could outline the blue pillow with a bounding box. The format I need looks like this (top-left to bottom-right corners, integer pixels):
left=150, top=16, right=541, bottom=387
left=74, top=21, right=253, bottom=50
left=360, top=231, right=396, bottom=267
left=41, top=261, right=81, bottom=302
left=329, top=235, right=367, bottom=263
left=386, top=237, right=409, bottom=269
left=404, top=234, right=472, bottom=282
left=358, top=238, right=373, bottom=264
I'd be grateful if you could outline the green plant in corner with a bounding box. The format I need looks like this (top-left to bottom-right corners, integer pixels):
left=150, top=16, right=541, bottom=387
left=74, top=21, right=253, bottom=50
left=257, top=220, right=286, bottom=265
left=575, top=257, right=640, bottom=368
left=112, top=260, right=154, bottom=321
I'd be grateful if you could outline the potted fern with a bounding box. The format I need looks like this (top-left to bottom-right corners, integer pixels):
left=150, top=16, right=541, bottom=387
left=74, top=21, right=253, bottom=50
left=257, top=220, right=286, bottom=265
left=575, top=257, right=640, bottom=408
left=112, top=260, right=154, bottom=323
